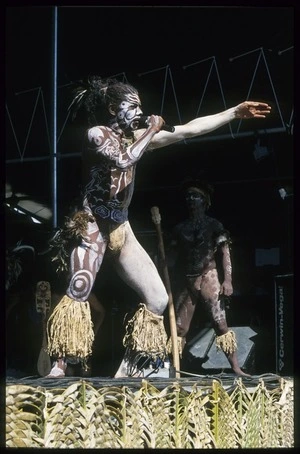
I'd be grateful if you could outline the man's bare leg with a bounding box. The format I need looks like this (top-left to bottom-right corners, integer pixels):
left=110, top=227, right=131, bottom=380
left=226, top=350, right=251, bottom=377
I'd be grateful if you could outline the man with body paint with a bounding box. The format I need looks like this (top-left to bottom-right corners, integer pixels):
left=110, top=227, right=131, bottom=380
left=45, top=75, right=271, bottom=378
left=171, top=180, right=249, bottom=376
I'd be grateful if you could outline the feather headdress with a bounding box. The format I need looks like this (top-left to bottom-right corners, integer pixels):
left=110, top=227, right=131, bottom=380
left=67, top=75, right=139, bottom=127
left=67, top=75, right=107, bottom=124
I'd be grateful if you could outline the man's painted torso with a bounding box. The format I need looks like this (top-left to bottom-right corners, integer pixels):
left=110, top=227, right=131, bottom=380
left=173, top=215, right=228, bottom=276
left=82, top=126, right=137, bottom=224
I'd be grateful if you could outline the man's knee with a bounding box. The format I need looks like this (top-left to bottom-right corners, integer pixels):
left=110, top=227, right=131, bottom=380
left=177, top=324, right=188, bottom=338
left=213, top=317, right=228, bottom=335
left=147, top=288, right=168, bottom=315
left=67, top=270, right=95, bottom=301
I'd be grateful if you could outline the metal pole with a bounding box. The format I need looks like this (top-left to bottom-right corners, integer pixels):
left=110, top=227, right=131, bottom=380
left=52, top=6, right=58, bottom=229
left=186, top=127, right=287, bottom=144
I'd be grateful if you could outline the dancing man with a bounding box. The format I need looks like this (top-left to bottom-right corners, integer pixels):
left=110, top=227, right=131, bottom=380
left=45, top=75, right=271, bottom=378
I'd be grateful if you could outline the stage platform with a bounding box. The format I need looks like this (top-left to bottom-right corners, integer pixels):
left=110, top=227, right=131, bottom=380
left=6, top=371, right=294, bottom=449
left=5, top=369, right=290, bottom=391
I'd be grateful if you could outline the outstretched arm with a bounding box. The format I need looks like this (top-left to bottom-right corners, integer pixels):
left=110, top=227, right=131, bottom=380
left=144, top=101, right=271, bottom=150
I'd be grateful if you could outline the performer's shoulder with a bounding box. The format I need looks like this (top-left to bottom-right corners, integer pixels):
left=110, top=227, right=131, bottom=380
left=87, top=125, right=107, bottom=142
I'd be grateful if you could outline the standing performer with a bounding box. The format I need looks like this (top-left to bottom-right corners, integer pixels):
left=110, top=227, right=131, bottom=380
left=171, top=179, right=249, bottom=376
left=45, top=75, right=271, bottom=378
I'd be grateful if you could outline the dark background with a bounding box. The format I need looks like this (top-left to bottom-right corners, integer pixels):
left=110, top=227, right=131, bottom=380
left=5, top=5, right=294, bottom=377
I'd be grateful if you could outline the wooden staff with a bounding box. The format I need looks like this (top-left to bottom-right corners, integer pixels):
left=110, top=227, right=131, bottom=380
left=36, top=281, right=52, bottom=376
left=151, top=206, right=180, bottom=378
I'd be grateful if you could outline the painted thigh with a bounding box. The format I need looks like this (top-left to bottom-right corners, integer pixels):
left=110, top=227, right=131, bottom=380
left=175, top=288, right=197, bottom=337
left=113, top=222, right=168, bottom=315
left=200, top=269, right=226, bottom=325
left=67, top=219, right=108, bottom=302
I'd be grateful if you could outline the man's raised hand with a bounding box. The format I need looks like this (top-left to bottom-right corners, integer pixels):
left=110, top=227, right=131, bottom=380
left=235, top=101, right=272, bottom=119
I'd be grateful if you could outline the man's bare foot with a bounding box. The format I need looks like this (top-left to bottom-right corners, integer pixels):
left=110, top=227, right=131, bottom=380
left=114, top=359, right=129, bottom=378
left=45, top=359, right=67, bottom=378
left=114, top=359, right=143, bottom=378
left=233, top=368, right=251, bottom=378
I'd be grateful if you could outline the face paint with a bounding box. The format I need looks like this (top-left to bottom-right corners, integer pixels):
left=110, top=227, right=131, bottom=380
left=115, top=92, right=143, bottom=132
left=185, top=188, right=207, bottom=211
left=185, top=188, right=206, bottom=202
left=185, top=191, right=205, bottom=201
